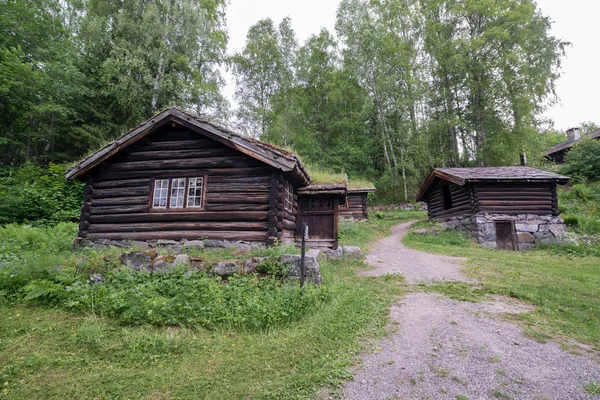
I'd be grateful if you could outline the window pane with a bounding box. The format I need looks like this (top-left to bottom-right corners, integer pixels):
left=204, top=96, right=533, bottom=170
left=153, top=179, right=169, bottom=208
left=187, top=177, right=203, bottom=207
left=170, top=178, right=186, bottom=208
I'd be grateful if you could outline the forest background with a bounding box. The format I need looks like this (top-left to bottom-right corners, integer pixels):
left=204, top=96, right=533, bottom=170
left=1, top=0, right=596, bottom=220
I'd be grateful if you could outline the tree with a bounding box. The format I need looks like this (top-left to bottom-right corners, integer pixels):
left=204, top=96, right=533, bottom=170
left=564, top=139, right=600, bottom=183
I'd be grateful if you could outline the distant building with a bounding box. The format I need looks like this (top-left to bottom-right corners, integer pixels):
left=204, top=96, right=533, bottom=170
left=545, top=127, right=600, bottom=163
left=416, top=167, right=569, bottom=250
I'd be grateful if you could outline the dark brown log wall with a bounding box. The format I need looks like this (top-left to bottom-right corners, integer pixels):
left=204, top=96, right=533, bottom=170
left=473, top=183, right=558, bottom=216
left=78, top=125, right=286, bottom=242
left=339, top=193, right=368, bottom=219
left=427, top=183, right=473, bottom=219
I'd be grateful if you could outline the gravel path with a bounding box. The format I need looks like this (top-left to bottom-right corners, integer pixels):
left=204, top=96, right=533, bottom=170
left=361, top=221, right=470, bottom=283
left=342, top=222, right=600, bottom=400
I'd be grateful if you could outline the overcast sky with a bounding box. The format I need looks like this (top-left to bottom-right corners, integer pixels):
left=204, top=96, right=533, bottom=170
left=224, top=0, right=599, bottom=132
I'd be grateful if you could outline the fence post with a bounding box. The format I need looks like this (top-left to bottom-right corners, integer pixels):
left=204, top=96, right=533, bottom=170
left=300, top=223, right=308, bottom=288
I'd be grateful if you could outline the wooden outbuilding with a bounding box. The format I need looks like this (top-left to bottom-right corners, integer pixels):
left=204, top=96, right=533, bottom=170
left=545, top=127, right=600, bottom=163
left=65, top=107, right=344, bottom=247
left=339, top=182, right=376, bottom=220
left=297, top=184, right=346, bottom=249
left=416, top=167, right=569, bottom=250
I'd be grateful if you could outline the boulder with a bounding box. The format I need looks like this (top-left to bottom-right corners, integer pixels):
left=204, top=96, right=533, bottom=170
left=342, top=245, right=363, bottom=258
left=231, top=241, right=253, bottom=251
left=517, top=232, right=535, bottom=244
left=280, top=254, right=321, bottom=285
left=120, top=252, right=152, bottom=271
left=204, top=239, right=232, bottom=248
left=156, top=239, right=179, bottom=247
left=181, top=240, right=205, bottom=249
left=173, top=254, right=190, bottom=266
left=212, top=261, right=239, bottom=277
left=549, top=223, right=567, bottom=239
left=307, top=249, right=321, bottom=259
left=515, top=223, right=539, bottom=233
left=130, top=240, right=152, bottom=250
left=323, top=247, right=343, bottom=258
left=243, top=257, right=268, bottom=274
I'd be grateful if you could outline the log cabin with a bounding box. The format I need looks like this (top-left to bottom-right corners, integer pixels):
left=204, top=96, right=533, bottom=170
left=65, top=107, right=345, bottom=248
left=416, top=167, right=569, bottom=250
left=545, top=127, right=600, bottom=163
left=339, top=181, right=376, bottom=220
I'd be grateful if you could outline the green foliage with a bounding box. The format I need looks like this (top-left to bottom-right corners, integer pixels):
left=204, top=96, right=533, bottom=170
left=417, top=282, right=489, bottom=303
left=563, top=139, right=600, bottom=183
left=407, top=226, right=471, bottom=248
left=557, top=183, right=600, bottom=235
left=0, top=163, right=83, bottom=225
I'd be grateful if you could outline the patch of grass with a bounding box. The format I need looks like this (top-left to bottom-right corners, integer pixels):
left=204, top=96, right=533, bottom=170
left=347, top=178, right=375, bottom=190
left=404, top=226, right=600, bottom=350
left=585, top=381, right=600, bottom=396
left=339, top=210, right=426, bottom=250
left=417, top=282, right=488, bottom=303
left=0, top=256, right=403, bottom=399
left=492, top=390, right=513, bottom=400
left=428, top=364, right=449, bottom=378
left=304, top=165, right=348, bottom=185
left=0, top=216, right=406, bottom=398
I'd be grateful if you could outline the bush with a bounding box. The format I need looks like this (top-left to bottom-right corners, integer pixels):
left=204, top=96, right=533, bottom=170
left=0, top=163, right=83, bottom=225
left=563, top=139, right=600, bottom=183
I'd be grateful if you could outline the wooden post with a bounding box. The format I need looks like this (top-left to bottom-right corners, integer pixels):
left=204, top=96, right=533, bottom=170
left=300, top=223, right=308, bottom=288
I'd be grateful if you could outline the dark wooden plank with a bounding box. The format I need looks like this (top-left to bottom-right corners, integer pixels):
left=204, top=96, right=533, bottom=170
left=87, top=230, right=267, bottom=241
left=94, top=167, right=273, bottom=181
left=119, top=148, right=236, bottom=162
left=92, top=179, right=151, bottom=189
left=90, top=205, right=149, bottom=215
left=89, top=211, right=268, bottom=224
left=107, top=157, right=262, bottom=172
left=206, top=193, right=269, bottom=204
left=91, top=186, right=150, bottom=198
left=142, top=139, right=223, bottom=151
left=91, top=196, right=148, bottom=206
left=207, top=204, right=270, bottom=212
left=88, top=221, right=269, bottom=233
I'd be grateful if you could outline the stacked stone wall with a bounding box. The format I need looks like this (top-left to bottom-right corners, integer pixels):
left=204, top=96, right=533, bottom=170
left=440, top=213, right=567, bottom=250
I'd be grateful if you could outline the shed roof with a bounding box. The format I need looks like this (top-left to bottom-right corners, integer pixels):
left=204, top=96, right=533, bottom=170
left=347, top=179, right=376, bottom=193
left=297, top=183, right=348, bottom=197
left=65, top=107, right=310, bottom=185
left=545, top=129, right=600, bottom=158
left=416, top=167, right=569, bottom=202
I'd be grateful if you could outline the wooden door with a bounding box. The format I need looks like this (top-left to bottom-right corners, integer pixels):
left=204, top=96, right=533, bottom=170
left=297, top=195, right=339, bottom=247
left=495, top=221, right=515, bottom=250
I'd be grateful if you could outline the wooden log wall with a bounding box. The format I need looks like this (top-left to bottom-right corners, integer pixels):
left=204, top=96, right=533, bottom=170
left=339, top=193, right=368, bottom=219
left=78, top=126, right=280, bottom=242
left=473, top=183, right=557, bottom=216
left=427, top=183, right=473, bottom=219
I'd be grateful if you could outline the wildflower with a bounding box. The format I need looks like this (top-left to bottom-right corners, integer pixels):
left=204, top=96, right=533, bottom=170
left=89, top=273, right=105, bottom=285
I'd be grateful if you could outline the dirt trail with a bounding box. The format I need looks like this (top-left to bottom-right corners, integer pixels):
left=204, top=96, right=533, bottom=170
left=342, top=221, right=600, bottom=400
left=361, top=221, right=470, bottom=283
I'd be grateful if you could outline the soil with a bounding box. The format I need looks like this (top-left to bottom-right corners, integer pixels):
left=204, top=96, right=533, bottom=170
left=342, top=221, right=600, bottom=400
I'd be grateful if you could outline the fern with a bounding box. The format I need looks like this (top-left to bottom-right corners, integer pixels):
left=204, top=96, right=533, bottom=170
left=23, top=280, right=64, bottom=302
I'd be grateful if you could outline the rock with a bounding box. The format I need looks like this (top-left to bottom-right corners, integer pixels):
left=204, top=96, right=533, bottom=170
left=307, top=249, right=321, bottom=259
left=130, top=240, right=152, bottom=249
left=549, top=223, right=567, bottom=239
left=231, top=241, right=253, bottom=251
left=323, top=247, right=343, bottom=258
left=243, top=257, right=268, bottom=274
left=515, top=224, right=539, bottom=233
left=212, top=261, right=239, bottom=277
left=342, top=245, right=363, bottom=258
left=181, top=240, right=205, bottom=249
left=280, top=254, right=321, bottom=285
left=517, top=232, right=535, bottom=244
left=152, top=260, right=167, bottom=272
left=173, top=254, right=190, bottom=266
left=415, top=226, right=441, bottom=234
left=156, top=239, right=179, bottom=247
left=481, top=241, right=496, bottom=249
left=204, top=239, right=232, bottom=248
left=120, top=252, right=152, bottom=271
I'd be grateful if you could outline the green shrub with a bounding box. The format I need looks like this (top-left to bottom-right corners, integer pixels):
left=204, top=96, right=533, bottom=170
left=0, top=163, right=83, bottom=225
left=563, top=215, right=579, bottom=226
left=563, top=139, right=600, bottom=183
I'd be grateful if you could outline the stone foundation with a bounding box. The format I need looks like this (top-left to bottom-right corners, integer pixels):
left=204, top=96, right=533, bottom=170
left=440, top=213, right=567, bottom=250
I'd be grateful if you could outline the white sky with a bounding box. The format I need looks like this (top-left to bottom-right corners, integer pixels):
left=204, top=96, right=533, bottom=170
left=224, top=0, right=600, bottom=132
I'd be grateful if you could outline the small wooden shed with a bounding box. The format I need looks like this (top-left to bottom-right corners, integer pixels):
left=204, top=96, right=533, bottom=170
left=339, top=182, right=376, bottom=220
left=416, top=167, right=569, bottom=250
left=65, top=107, right=346, bottom=247
left=296, top=184, right=346, bottom=249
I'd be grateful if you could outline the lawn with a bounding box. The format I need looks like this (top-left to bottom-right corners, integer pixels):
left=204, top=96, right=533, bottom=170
left=404, top=224, right=600, bottom=351
left=0, top=213, right=409, bottom=399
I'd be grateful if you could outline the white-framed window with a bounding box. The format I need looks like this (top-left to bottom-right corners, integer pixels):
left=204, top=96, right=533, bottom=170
left=284, top=181, right=293, bottom=212
left=152, top=177, right=206, bottom=210
left=187, top=177, right=203, bottom=207
left=153, top=179, right=169, bottom=208
left=170, top=178, right=186, bottom=208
